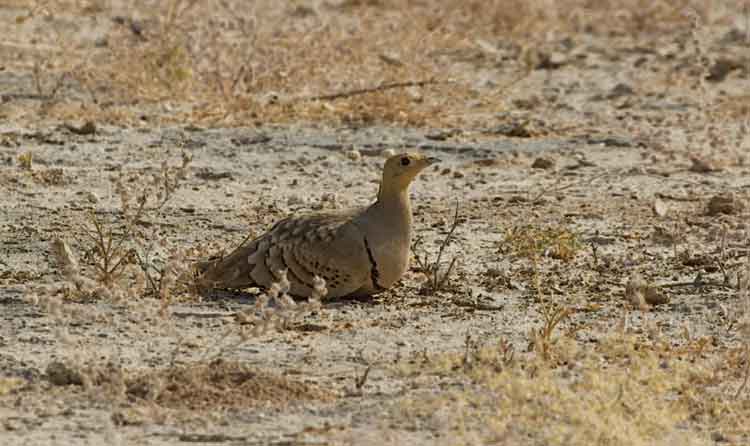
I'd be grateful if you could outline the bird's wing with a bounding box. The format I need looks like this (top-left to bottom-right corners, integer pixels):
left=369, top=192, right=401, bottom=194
left=197, top=208, right=374, bottom=298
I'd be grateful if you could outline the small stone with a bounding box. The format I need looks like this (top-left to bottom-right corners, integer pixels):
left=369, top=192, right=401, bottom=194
left=65, top=121, right=96, bottom=135
left=707, top=58, right=742, bottom=82
left=644, top=286, right=668, bottom=305
left=531, top=157, right=555, bottom=169
left=345, top=149, right=361, bottom=162
left=46, top=362, right=84, bottom=386
left=84, top=191, right=99, bottom=204
left=706, top=193, right=744, bottom=216
left=689, top=155, right=722, bottom=173
left=652, top=198, right=668, bottom=217
left=625, top=274, right=668, bottom=309
left=379, top=52, right=403, bottom=66
left=489, top=121, right=533, bottom=138
left=608, top=83, right=635, bottom=99
left=287, top=194, right=304, bottom=205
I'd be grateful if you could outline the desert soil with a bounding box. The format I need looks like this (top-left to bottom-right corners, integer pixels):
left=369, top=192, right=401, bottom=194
left=2, top=1, right=750, bottom=445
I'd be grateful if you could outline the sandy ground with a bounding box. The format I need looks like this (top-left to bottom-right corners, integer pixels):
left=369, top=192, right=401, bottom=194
left=2, top=1, right=750, bottom=445
left=1, top=123, right=748, bottom=445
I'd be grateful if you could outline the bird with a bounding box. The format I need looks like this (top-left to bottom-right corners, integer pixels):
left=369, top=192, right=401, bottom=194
left=196, top=152, right=440, bottom=298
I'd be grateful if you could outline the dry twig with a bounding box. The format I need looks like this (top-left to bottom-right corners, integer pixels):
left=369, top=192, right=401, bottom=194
left=297, top=79, right=450, bottom=103
left=412, top=200, right=460, bottom=293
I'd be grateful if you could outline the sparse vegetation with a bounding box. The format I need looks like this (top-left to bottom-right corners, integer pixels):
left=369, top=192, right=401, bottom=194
left=37, top=152, right=195, bottom=303
left=502, top=224, right=581, bottom=263
left=3, top=0, right=750, bottom=444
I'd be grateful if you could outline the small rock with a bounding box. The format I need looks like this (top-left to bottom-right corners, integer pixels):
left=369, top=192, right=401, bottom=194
left=345, top=149, right=361, bottom=162
left=707, top=58, right=742, bottom=82
left=711, top=431, right=734, bottom=443
left=607, top=83, right=635, bottom=99
left=473, top=158, right=502, bottom=167
left=531, top=157, right=555, bottom=169
left=651, top=227, right=677, bottom=246
left=644, top=286, right=668, bottom=305
left=290, top=4, right=316, bottom=17
left=720, top=28, right=745, bottom=44
left=425, top=129, right=460, bottom=141
left=287, top=194, right=305, bottom=206
left=535, top=51, right=566, bottom=69
left=46, top=362, right=85, bottom=386
left=625, top=275, right=648, bottom=310
left=652, top=198, right=668, bottom=217
left=489, top=121, right=533, bottom=138
left=625, top=274, right=669, bottom=309
left=706, top=193, right=745, bottom=216
left=84, top=191, right=99, bottom=204
left=195, top=168, right=233, bottom=181
left=452, top=170, right=464, bottom=179
left=508, top=195, right=528, bottom=204
left=689, top=155, right=722, bottom=173
left=381, top=149, right=396, bottom=158
left=378, top=52, right=403, bottom=66
left=64, top=121, right=96, bottom=135
left=231, top=134, right=271, bottom=146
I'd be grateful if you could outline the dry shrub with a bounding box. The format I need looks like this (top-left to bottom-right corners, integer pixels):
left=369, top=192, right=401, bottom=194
left=529, top=303, right=572, bottom=361
left=25, top=152, right=195, bottom=308
left=411, top=203, right=461, bottom=294
left=126, top=359, right=334, bottom=409
left=45, top=359, right=333, bottom=410
left=502, top=224, right=581, bottom=262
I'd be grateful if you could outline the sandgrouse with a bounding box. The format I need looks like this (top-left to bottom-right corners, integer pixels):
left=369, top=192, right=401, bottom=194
left=197, top=152, right=440, bottom=298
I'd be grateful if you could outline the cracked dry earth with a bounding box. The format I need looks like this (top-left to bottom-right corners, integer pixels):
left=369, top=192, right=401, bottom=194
left=1, top=124, right=749, bottom=445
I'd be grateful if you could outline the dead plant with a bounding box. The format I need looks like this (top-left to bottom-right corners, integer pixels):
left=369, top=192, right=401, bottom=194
left=58, top=152, right=193, bottom=301
left=530, top=303, right=572, bottom=362
left=80, top=210, right=134, bottom=288
left=411, top=201, right=460, bottom=294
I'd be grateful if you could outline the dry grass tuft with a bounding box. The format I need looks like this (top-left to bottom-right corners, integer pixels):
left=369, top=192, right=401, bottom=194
left=0, top=377, right=25, bottom=396
left=502, top=224, right=581, bottom=263
left=127, top=359, right=335, bottom=409
left=44, top=358, right=333, bottom=411
left=529, top=302, right=572, bottom=362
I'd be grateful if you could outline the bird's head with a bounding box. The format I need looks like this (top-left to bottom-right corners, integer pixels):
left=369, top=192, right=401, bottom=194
left=380, top=152, right=441, bottom=194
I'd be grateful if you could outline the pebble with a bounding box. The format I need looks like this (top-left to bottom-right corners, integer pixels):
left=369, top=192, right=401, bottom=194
left=345, top=149, right=361, bottom=162
left=531, top=157, right=555, bottom=169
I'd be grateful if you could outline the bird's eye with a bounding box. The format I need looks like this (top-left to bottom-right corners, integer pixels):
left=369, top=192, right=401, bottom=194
left=400, top=157, right=411, bottom=166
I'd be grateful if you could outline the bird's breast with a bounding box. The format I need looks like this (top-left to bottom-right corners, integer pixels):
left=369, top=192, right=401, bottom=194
left=370, top=229, right=411, bottom=288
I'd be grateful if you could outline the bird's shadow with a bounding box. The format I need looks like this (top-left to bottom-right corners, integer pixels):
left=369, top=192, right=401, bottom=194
left=199, top=288, right=258, bottom=305
left=198, top=287, right=380, bottom=308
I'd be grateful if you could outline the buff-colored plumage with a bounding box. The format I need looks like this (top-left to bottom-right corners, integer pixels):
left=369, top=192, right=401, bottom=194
left=197, top=153, right=439, bottom=298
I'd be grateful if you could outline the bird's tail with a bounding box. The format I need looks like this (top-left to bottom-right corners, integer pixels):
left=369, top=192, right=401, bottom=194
left=195, top=238, right=258, bottom=290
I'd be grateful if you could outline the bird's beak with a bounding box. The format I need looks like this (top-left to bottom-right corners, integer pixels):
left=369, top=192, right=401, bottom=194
left=425, top=157, right=441, bottom=165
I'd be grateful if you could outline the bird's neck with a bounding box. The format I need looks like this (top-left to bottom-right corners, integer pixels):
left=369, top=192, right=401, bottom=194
left=374, top=186, right=412, bottom=231
left=377, top=185, right=410, bottom=211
